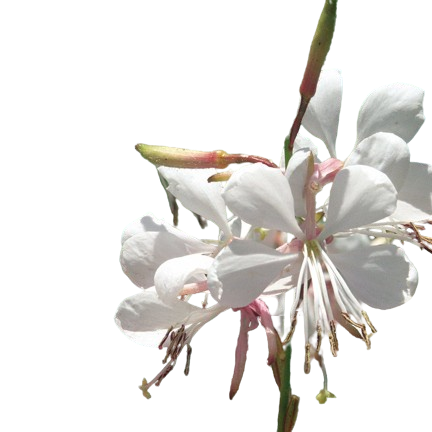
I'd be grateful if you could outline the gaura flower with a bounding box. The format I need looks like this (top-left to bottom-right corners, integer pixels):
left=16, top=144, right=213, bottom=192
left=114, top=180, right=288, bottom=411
left=207, top=160, right=418, bottom=372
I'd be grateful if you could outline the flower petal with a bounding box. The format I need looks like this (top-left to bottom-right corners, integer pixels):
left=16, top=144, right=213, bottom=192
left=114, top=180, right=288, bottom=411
left=158, top=167, right=231, bottom=235
left=330, top=244, right=418, bottom=309
left=115, top=289, right=215, bottom=345
left=154, top=254, right=214, bottom=304
left=285, top=148, right=310, bottom=217
left=223, top=164, right=303, bottom=237
left=389, top=162, right=432, bottom=222
left=120, top=231, right=214, bottom=289
left=320, top=165, right=397, bottom=239
left=357, top=83, right=425, bottom=144
left=207, top=239, right=301, bottom=308
left=345, top=132, right=410, bottom=191
left=302, top=69, right=343, bottom=157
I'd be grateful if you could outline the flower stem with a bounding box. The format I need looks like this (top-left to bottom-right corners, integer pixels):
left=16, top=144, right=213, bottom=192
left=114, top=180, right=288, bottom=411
left=277, top=344, right=300, bottom=432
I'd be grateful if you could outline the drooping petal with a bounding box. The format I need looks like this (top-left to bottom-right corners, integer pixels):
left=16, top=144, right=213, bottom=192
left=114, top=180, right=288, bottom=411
left=389, top=162, right=432, bottom=222
left=120, top=231, right=214, bottom=289
left=357, top=83, right=425, bottom=144
left=302, top=69, right=343, bottom=157
left=345, top=132, right=410, bottom=190
left=154, top=254, right=214, bottom=304
left=223, top=164, right=303, bottom=238
left=207, top=239, right=301, bottom=308
left=320, top=165, right=397, bottom=239
left=115, top=290, right=215, bottom=345
left=158, top=167, right=231, bottom=235
left=330, top=244, right=418, bottom=309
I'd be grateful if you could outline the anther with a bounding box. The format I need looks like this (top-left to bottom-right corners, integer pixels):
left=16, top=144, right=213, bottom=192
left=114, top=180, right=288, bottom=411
left=184, top=345, right=192, bottom=376
left=329, top=321, right=338, bottom=357
left=283, top=312, right=298, bottom=345
left=304, top=343, right=311, bottom=374
left=362, top=311, right=377, bottom=333
left=158, top=326, right=173, bottom=350
left=155, top=364, right=174, bottom=387
left=341, top=313, right=371, bottom=350
left=316, top=325, right=322, bottom=352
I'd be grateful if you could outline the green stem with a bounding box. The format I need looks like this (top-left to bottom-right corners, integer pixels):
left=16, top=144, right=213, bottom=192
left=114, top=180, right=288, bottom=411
left=277, top=327, right=292, bottom=432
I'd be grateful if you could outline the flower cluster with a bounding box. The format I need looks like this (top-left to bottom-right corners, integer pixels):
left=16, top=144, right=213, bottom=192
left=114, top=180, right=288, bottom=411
left=116, top=69, right=431, bottom=410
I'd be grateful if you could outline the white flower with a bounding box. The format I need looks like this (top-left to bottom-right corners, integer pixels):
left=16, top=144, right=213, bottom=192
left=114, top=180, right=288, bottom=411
left=120, top=215, right=216, bottom=289
left=303, top=70, right=432, bottom=251
left=207, top=161, right=418, bottom=370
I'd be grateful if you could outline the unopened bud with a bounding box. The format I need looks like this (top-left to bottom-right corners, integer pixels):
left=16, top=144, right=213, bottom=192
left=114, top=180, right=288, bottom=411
left=300, top=0, right=338, bottom=99
left=136, top=144, right=229, bottom=169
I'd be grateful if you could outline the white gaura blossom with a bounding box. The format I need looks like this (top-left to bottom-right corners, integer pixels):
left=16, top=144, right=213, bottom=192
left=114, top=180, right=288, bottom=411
left=116, top=168, right=283, bottom=398
left=207, top=71, right=431, bottom=373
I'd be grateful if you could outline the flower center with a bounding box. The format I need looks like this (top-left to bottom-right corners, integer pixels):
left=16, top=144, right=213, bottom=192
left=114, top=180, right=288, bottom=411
left=284, top=240, right=377, bottom=374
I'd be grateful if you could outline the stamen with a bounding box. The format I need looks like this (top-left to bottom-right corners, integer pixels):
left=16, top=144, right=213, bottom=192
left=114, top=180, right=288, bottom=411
left=362, top=311, right=377, bottom=333
left=341, top=313, right=371, bottom=350
left=158, top=326, right=173, bottom=350
left=316, top=325, right=322, bottom=352
left=283, top=311, right=298, bottom=345
left=155, top=364, right=174, bottom=386
left=184, top=344, right=192, bottom=376
left=304, top=343, right=311, bottom=374
left=202, top=293, right=209, bottom=309
left=329, top=321, right=338, bottom=356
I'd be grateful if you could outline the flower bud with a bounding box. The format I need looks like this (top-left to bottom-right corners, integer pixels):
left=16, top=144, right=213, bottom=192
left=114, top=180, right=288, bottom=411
left=300, top=0, right=338, bottom=99
left=136, top=144, right=230, bottom=168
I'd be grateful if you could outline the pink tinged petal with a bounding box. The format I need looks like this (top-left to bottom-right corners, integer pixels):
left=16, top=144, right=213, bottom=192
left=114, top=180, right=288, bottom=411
left=345, top=132, right=410, bottom=191
left=357, top=83, right=425, bottom=144
left=120, top=231, right=214, bottom=289
left=223, top=163, right=303, bottom=238
left=158, top=167, right=231, bottom=235
left=154, top=254, right=214, bottom=304
left=390, top=163, right=432, bottom=222
left=314, top=158, right=343, bottom=187
left=249, top=299, right=278, bottom=365
left=207, top=239, right=300, bottom=308
left=229, top=309, right=257, bottom=400
left=320, top=165, right=397, bottom=239
left=330, top=244, right=418, bottom=309
left=302, top=69, right=343, bottom=158
left=115, top=290, right=215, bottom=346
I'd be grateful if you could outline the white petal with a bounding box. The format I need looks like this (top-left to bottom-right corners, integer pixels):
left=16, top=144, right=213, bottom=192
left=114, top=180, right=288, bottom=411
left=279, top=133, right=318, bottom=168
left=285, top=148, right=310, bottom=217
left=154, top=254, right=214, bottom=304
left=326, top=234, right=371, bottom=254
left=302, top=69, right=343, bottom=157
left=330, top=244, right=418, bottom=309
left=120, top=231, right=214, bottom=289
left=115, top=289, right=215, bottom=345
left=223, top=164, right=303, bottom=238
left=121, top=215, right=169, bottom=245
left=357, top=83, right=425, bottom=144
left=389, top=162, right=432, bottom=222
left=345, top=132, right=410, bottom=191
left=207, top=239, right=301, bottom=308
left=158, top=167, right=231, bottom=235
left=320, top=165, right=397, bottom=239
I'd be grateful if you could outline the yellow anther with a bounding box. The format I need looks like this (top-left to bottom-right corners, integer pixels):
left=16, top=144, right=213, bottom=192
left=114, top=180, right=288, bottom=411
left=304, top=343, right=312, bottom=374
left=283, top=312, right=298, bottom=345
left=362, top=311, right=377, bottom=333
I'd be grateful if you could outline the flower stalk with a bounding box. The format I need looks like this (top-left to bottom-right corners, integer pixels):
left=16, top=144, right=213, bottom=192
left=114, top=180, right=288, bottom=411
left=277, top=344, right=300, bottom=432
